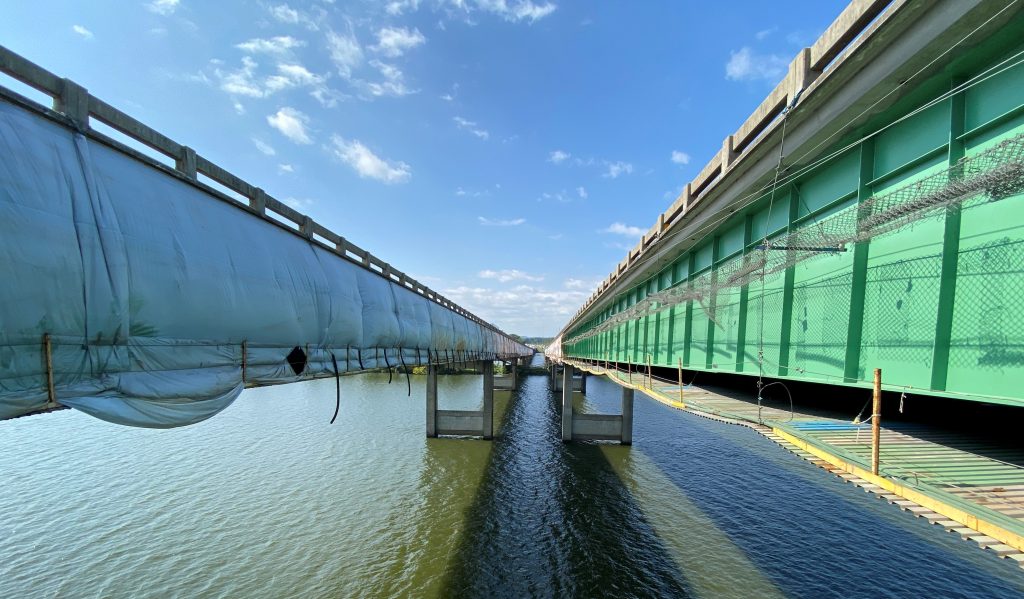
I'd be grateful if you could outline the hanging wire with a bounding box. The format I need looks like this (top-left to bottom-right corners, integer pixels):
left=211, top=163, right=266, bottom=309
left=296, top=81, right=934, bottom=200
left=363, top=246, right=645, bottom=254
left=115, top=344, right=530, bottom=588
left=329, top=352, right=341, bottom=424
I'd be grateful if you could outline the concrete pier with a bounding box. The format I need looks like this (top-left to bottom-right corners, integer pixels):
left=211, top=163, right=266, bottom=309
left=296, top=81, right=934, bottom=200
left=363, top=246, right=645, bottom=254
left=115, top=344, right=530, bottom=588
left=560, top=368, right=633, bottom=444
left=561, top=365, right=574, bottom=441
left=427, top=360, right=494, bottom=439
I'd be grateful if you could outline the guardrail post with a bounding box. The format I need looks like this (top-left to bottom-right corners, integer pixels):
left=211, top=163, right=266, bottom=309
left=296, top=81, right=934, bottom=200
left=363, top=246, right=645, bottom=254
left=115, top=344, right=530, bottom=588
left=787, top=48, right=815, bottom=103
left=720, top=134, right=737, bottom=170
left=176, top=146, right=197, bottom=180
left=300, top=216, right=314, bottom=239
left=54, top=78, right=89, bottom=131
left=250, top=188, right=267, bottom=216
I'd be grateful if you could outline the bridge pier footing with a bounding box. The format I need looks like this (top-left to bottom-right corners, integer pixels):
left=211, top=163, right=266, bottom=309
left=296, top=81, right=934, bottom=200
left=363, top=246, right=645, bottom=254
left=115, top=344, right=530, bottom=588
left=560, top=365, right=632, bottom=445
left=427, top=360, right=494, bottom=439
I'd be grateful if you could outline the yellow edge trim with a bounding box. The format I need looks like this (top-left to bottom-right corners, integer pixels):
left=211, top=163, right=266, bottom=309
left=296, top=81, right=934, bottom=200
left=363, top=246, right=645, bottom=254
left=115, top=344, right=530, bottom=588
left=773, top=428, right=1024, bottom=553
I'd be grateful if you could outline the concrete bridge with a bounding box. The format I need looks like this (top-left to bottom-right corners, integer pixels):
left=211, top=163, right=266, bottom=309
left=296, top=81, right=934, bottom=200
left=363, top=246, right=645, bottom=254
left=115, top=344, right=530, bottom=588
left=549, top=0, right=1024, bottom=411
left=0, top=45, right=532, bottom=429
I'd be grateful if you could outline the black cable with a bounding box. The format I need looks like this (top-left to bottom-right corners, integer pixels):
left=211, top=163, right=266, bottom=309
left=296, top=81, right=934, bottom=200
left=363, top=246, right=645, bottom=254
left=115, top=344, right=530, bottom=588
left=400, top=347, right=410, bottom=396
left=384, top=348, right=392, bottom=384
left=329, top=352, right=341, bottom=424
left=357, top=348, right=364, bottom=370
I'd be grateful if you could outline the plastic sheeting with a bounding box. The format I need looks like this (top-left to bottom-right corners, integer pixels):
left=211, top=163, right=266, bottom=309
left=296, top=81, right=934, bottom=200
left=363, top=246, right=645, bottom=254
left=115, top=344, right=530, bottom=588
left=0, top=99, right=531, bottom=428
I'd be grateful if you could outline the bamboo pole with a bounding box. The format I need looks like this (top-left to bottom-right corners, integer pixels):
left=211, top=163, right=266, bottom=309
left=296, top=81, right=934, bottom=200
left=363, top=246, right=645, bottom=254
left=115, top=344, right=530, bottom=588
left=43, top=333, right=56, bottom=407
left=241, top=340, right=248, bottom=383
left=677, top=357, right=684, bottom=404
left=872, top=368, right=882, bottom=475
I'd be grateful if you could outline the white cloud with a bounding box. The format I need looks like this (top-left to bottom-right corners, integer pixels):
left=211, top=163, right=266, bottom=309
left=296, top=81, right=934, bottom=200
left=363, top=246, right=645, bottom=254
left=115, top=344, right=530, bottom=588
left=478, top=216, right=525, bottom=226
left=326, top=29, right=363, bottom=78
left=477, top=0, right=557, bottom=23
left=576, top=186, right=587, bottom=199
left=232, top=100, right=245, bottom=115
left=549, top=149, right=570, bottom=164
left=371, top=26, right=426, bottom=58
left=601, top=222, right=644, bottom=237
left=479, top=269, right=544, bottom=283
left=146, top=0, right=180, bottom=16
left=72, top=25, right=94, bottom=40
left=252, top=137, right=276, bottom=156
left=217, top=56, right=263, bottom=97
left=284, top=197, right=314, bottom=210
left=442, top=283, right=587, bottom=336
left=603, top=161, right=633, bottom=178
left=329, top=135, right=411, bottom=183
left=386, top=0, right=421, bottom=15
left=725, top=47, right=787, bottom=82
left=278, top=163, right=294, bottom=174
left=267, top=107, right=313, bottom=144
left=564, top=278, right=588, bottom=289
left=361, top=60, right=416, bottom=97
left=671, top=150, right=691, bottom=165
left=209, top=58, right=339, bottom=107
left=269, top=4, right=300, bottom=23
left=235, top=36, right=305, bottom=54
left=268, top=4, right=322, bottom=30
left=538, top=191, right=568, bottom=203
left=454, top=116, right=489, bottom=140
left=755, top=27, right=777, bottom=41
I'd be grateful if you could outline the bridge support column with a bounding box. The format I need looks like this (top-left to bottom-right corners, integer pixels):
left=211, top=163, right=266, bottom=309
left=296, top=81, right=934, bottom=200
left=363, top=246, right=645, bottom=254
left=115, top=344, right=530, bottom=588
left=621, top=386, right=634, bottom=446
left=426, top=363, right=438, bottom=438
left=579, top=370, right=587, bottom=394
left=510, top=358, right=518, bottom=388
left=561, top=365, right=574, bottom=441
left=562, top=373, right=633, bottom=445
left=428, top=360, right=493, bottom=439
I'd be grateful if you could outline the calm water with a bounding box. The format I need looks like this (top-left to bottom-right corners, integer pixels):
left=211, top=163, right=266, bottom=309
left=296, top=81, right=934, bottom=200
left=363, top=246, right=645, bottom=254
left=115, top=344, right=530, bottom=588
left=2, top=356, right=1024, bottom=598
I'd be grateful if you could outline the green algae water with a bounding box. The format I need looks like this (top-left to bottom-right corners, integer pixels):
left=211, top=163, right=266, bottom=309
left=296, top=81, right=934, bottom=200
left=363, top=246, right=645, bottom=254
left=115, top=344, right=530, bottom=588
left=2, top=358, right=1024, bottom=598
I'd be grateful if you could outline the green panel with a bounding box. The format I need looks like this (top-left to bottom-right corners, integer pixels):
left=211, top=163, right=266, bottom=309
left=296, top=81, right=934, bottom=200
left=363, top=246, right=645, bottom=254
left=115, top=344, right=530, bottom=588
left=965, top=59, right=1024, bottom=131
left=858, top=161, right=948, bottom=387
left=659, top=269, right=672, bottom=290
left=751, top=196, right=790, bottom=241
left=796, top=150, right=858, bottom=217
left=672, top=255, right=690, bottom=283
left=874, top=100, right=949, bottom=175
left=946, top=124, right=1024, bottom=400
left=788, top=248, right=855, bottom=381
left=712, top=285, right=743, bottom=371
left=717, top=222, right=745, bottom=259
left=744, top=270, right=786, bottom=373
left=689, top=302, right=709, bottom=368
left=694, top=243, right=714, bottom=272
left=658, top=307, right=673, bottom=366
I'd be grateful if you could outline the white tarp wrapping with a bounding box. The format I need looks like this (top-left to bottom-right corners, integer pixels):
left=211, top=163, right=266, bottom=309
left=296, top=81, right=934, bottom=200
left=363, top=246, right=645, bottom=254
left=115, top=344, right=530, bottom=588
left=0, top=99, right=530, bottom=428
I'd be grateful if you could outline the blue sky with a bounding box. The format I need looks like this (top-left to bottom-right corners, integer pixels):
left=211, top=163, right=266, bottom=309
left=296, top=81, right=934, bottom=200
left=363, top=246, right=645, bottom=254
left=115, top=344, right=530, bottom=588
left=1, top=0, right=845, bottom=336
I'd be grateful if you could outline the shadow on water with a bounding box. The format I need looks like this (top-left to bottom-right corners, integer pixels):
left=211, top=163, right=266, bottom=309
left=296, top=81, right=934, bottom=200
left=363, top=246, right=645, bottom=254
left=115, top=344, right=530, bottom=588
left=436, top=375, right=691, bottom=598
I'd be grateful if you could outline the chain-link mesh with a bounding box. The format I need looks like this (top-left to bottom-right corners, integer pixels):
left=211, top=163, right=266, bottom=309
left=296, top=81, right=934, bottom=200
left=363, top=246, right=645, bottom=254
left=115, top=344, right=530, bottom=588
left=566, top=132, right=1024, bottom=345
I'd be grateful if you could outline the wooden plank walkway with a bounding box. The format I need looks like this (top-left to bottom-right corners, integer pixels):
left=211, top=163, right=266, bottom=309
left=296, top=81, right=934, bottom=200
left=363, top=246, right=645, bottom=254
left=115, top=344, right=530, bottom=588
left=564, top=361, right=1024, bottom=566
